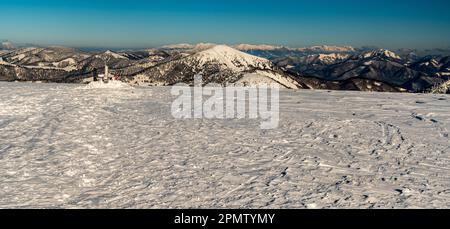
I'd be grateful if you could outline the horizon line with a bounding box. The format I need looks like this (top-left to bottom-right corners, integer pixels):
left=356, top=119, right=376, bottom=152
left=3, top=40, right=450, bottom=52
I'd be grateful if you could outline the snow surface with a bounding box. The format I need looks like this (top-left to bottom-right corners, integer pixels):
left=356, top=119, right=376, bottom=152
left=235, top=73, right=282, bottom=87
left=82, top=81, right=132, bottom=89
left=236, top=70, right=300, bottom=89
left=0, top=82, right=449, bottom=209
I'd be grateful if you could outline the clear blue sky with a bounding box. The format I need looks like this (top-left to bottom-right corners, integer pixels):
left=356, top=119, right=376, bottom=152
left=1, top=0, right=450, bottom=49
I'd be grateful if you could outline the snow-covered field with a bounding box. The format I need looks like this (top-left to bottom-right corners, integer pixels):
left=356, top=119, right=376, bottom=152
left=0, top=82, right=449, bottom=209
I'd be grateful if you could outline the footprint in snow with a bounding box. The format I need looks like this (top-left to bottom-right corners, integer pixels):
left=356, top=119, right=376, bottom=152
left=411, top=113, right=424, bottom=121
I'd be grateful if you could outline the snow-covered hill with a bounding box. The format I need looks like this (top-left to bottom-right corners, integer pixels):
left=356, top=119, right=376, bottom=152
left=95, top=50, right=129, bottom=60
left=0, top=47, right=90, bottom=68
left=129, top=45, right=300, bottom=88
left=194, top=45, right=273, bottom=71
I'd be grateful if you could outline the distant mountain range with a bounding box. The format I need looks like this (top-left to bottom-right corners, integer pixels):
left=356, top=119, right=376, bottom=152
left=1, top=42, right=449, bottom=93
left=1, top=41, right=15, bottom=50
left=273, top=48, right=450, bottom=92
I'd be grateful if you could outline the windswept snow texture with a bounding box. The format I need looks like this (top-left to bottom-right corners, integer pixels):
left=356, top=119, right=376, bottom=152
left=0, top=82, right=450, bottom=209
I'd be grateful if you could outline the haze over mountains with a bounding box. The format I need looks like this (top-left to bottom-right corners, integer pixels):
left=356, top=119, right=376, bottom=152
left=1, top=41, right=450, bottom=93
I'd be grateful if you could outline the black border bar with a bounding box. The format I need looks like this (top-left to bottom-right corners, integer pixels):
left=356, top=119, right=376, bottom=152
left=1, top=209, right=450, bottom=228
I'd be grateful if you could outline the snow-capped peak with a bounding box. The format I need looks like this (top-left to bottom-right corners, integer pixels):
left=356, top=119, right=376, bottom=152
left=193, top=45, right=273, bottom=71
left=295, top=45, right=355, bottom=53
left=317, top=53, right=349, bottom=61
left=362, top=49, right=401, bottom=60
left=310, top=45, right=355, bottom=52
left=233, top=44, right=283, bottom=51
left=161, top=43, right=217, bottom=51
left=162, top=43, right=194, bottom=49
left=1, top=41, right=14, bottom=50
